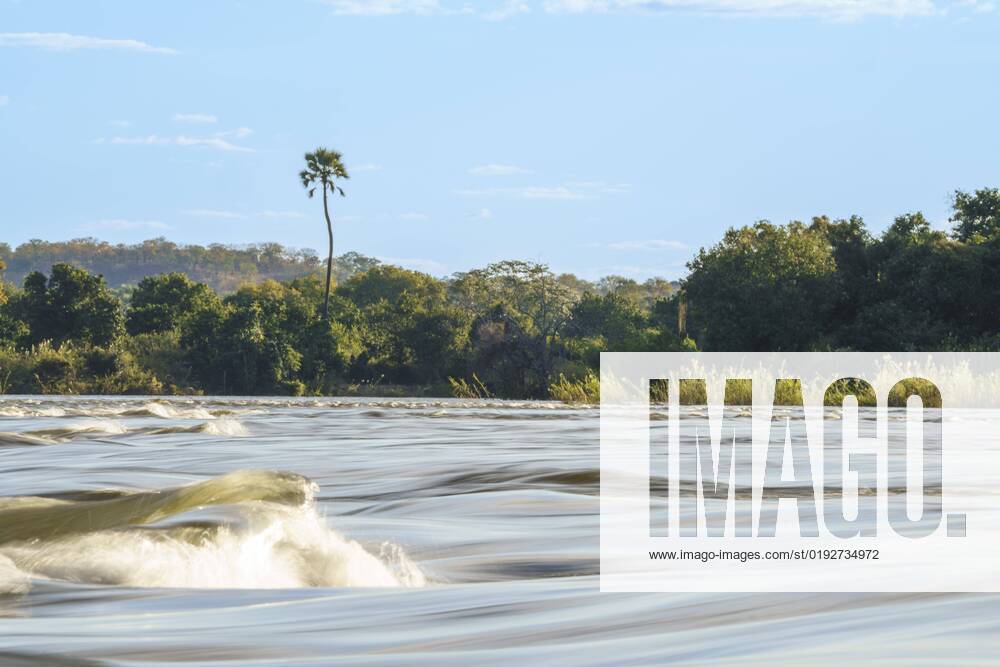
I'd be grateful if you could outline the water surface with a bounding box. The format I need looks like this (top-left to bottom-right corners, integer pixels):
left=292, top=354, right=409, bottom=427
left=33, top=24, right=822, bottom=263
left=0, top=396, right=997, bottom=665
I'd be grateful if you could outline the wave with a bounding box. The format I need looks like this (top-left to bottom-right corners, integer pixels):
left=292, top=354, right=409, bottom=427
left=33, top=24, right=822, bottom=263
left=0, top=431, right=57, bottom=446
left=0, top=419, right=128, bottom=446
left=0, top=470, right=424, bottom=591
left=144, top=417, right=248, bottom=437
left=120, top=402, right=215, bottom=419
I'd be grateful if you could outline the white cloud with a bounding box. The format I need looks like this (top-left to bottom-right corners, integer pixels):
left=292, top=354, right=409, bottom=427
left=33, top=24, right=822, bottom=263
left=319, top=0, right=966, bottom=19
left=325, top=0, right=446, bottom=15
left=456, top=181, right=630, bottom=200
left=81, top=219, right=169, bottom=232
left=469, top=163, right=532, bottom=176
left=175, top=135, right=252, bottom=152
left=351, top=162, right=383, bottom=172
left=607, top=239, right=688, bottom=250
left=0, top=32, right=176, bottom=54
left=103, top=133, right=253, bottom=152
left=541, top=0, right=939, bottom=19
left=0, top=95, right=8, bottom=107
left=174, top=113, right=218, bottom=124
left=960, top=0, right=996, bottom=11
left=182, top=209, right=246, bottom=219
left=323, top=0, right=532, bottom=18
left=221, top=127, right=253, bottom=138
left=484, top=0, right=532, bottom=19
left=456, top=185, right=585, bottom=200
left=256, top=210, right=306, bottom=219
left=108, top=134, right=172, bottom=146
left=399, top=212, right=430, bottom=221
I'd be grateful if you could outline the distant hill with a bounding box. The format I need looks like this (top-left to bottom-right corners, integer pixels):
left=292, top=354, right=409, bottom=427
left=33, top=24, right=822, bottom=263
left=0, top=238, right=381, bottom=294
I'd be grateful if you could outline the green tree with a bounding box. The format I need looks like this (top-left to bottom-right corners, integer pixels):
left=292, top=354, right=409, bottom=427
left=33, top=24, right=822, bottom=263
left=126, top=272, right=219, bottom=335
left=300, top=148, right=349, bottom=321
left=451, top=261, right=573, bottom=397
left=951, top=188, right=1000, bottom=243
left=682, top=221, right=838, bottom=351
left=11, top=263, right=123, bottom=348
left=338, top=265, right=467, bottom=383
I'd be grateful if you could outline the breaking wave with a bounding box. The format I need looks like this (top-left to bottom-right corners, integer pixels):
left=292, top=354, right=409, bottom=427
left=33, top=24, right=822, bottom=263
left=145, top=417, right=249, bottom=437
left=0, top=470, right=424, bottom=591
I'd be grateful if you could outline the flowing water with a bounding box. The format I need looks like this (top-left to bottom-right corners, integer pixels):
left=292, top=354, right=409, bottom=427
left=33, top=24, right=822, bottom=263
left=0, top=396, right=998, bottom=665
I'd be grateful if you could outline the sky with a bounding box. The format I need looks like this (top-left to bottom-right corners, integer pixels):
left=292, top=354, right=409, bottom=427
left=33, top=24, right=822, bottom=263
left=1, top=0, right=999, bottom=281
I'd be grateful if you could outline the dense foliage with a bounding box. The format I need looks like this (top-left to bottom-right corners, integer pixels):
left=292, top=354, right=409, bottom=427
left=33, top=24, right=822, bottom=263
left=0, top=256, right=686, bottom=398
left=2, top=187, right=998, bottom=399
left=683, top=188, right=1000, bottom=352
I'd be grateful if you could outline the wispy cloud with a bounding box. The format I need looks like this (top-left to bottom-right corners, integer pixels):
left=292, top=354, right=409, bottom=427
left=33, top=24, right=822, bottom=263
left=99, top=133, right=253, bottom=153
left=81, top=219, right=170, bottom=232
left=469, top=163, right=532, bottom=176
left=484, top=0, right=531, bottom=20
left=173, top=113, right=218, bottom=124
left=399, top=212, right=430, bottom=221
left=218, top=127, right=253, bottom=138
left=541, top=0, right=940, bottom=19
left=325, top=0, right=448, bottom=15
left=323, top=0, right=529, bottom=18
left=456, top=181, right=630, bottom=200
left=606, top=239, right=688, bottom=251
left=0, top=32, right=176, bottom=54
left=175, top=135, right=252, bottom=152
left=457, top=185, right=589, bottom=200
left=351, top=162, right=383, bottom=172
left=959, top=0, right=996, bottom=12
left=256, top=210, right=305, bottom=220
left=320, top=0, right=968, bottom=20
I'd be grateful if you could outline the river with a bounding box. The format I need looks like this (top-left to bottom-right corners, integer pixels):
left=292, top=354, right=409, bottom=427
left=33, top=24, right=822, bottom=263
left=0, top=396, right=997, bottom=665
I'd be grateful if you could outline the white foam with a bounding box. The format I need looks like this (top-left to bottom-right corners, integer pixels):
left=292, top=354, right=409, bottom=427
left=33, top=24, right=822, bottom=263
left=196, top=418, right=248, bottom=437
left=0, top=554, right=30, bottom=595
left=27, top=419, right=128, bottom=441
left=1, top=506, right=425, bottom=590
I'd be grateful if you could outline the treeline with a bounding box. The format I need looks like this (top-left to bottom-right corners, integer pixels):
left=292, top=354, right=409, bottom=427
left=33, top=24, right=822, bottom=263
left=683, top=188, right=1000, bottom=351
left=0, top=259, right=687, bottom=398
left=0, top=238, right=382, bottom=294
left=1, top=187, right=998, bottom=399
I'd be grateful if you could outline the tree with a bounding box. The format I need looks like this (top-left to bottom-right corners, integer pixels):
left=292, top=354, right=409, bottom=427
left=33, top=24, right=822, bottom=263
left=951, top=188, right=1000, bottom=243
left=127, top=272, right=219, bottom=335
left=337, top=265, right=466, bottom=383
left=682, top=221, right=838, bottom=351
left=11, top=263, right=123, bottom=348
left=300, top=148, right=349, bottom=321
left=451, top=261, right=573, bottom=396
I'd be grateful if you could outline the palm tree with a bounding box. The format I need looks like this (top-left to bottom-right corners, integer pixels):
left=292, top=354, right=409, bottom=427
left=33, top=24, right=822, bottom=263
left=300, top=148, right=349, bottom=321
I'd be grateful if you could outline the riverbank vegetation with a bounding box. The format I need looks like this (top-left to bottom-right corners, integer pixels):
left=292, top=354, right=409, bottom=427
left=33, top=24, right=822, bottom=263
left=1, top=187, right=997, bottom=400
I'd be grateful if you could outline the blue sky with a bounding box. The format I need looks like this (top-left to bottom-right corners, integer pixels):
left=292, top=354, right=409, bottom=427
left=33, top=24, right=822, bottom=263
left=1, top=0, right=999, bottom=280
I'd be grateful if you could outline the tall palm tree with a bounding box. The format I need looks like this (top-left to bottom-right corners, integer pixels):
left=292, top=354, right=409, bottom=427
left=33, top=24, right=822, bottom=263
left=300, top=148, right=349, bottom=321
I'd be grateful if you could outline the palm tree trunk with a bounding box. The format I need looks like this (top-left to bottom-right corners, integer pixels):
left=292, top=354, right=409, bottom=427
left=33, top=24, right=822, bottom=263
left=322, top=183, right=333, bottom=321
